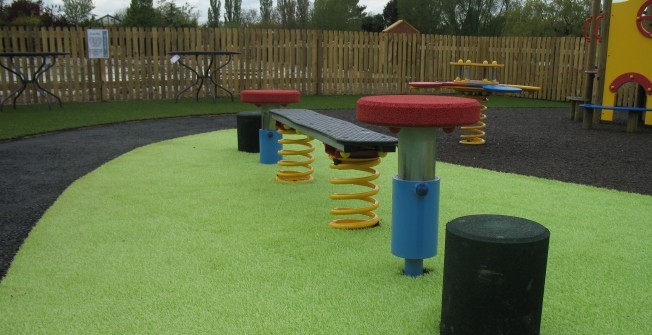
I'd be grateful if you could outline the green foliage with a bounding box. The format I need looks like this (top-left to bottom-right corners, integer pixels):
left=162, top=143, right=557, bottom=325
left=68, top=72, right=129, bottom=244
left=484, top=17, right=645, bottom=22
left=382, top=0, right=398, bottom=27
left=296, top=0, right=310, bottom=27
left=311, top=0, right=365, bottom=31
left=361, top=14, right=384, bottom=32
left=223, top=0, right=242, bottom=25
left=259, top=0, right=273, bottom=25
left=547, top=0, right=590, bottom=36
left=397, top=0, right=441, bottom=34
left=206, top=0, right=221, bottom=27
left=239, top=8, right=259, bottom=27
left=156, top=0, right=198, bottom=27
left=392, top=0, right=588, bottom=36
left=503, top=0, right=590, bottom=36
left=1, top=0, right=66, bottom=26
left=122, top=0, right=158, bottom=26
left=62, top=0, right=94, bottom=26
left=121, top=0, right=198, bottom=27
left=277, top=0, right=297, bottom=28
left=6, top=13, right=41, bottom=25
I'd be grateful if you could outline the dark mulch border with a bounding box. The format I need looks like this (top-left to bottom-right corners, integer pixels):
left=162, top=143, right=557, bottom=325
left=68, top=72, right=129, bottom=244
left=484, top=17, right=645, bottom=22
left=1, top=108, right=651, bottom=280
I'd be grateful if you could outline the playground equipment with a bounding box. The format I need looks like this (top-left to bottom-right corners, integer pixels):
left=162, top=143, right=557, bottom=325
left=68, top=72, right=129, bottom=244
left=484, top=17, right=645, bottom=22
left=580, top=0, right=652, bottom=131
left=410, top=60, right=540, bottom=144
left=440, top=215, right=550, bottom=335
left=268, top=109, right=397, bottom=229
left=276, top=124, right=315, bottom=183
left=328, top=152, right=383, bottom=229
left=239, top=90, right=301, bottom=164
left=357, top=95, right=481, bottom=276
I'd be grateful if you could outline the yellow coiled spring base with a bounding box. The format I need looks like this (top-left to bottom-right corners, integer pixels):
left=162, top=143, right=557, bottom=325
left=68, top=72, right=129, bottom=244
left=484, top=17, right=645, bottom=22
left=277, top=126, right=315, bottom=183
left=328, top=154, right=381, bottom=229
left=460, top=101, right=488, bottom=145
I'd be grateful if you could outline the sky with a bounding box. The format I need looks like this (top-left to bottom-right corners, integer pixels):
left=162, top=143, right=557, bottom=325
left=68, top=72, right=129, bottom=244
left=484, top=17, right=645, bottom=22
left=48, top=0, right=388, bottom=24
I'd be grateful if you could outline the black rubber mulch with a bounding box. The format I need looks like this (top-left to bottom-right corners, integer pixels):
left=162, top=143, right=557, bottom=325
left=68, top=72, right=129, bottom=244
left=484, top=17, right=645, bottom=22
left=1, top=107, right=651, bottom=281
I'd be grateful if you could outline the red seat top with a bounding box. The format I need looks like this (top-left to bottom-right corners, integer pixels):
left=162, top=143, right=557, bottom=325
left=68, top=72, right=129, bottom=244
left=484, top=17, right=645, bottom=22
left=240, top=90, right=301, bottom=106
left=357, top=95, right=481, bottom=127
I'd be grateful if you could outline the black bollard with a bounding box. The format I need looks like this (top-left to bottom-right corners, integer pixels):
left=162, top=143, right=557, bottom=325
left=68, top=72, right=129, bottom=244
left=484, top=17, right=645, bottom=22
left=440, top=215, right=550, bottom=335
left=236, top=111, right=262, bottom=153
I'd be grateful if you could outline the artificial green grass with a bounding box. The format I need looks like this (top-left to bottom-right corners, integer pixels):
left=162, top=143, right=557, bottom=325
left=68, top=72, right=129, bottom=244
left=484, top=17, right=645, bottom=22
left=0, top=95, right=567, bottom=141
left=3, top=129, right=644, bottom=334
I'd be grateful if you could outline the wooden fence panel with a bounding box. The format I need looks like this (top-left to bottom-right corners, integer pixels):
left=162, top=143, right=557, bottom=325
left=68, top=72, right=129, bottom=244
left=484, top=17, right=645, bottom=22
left=0, top=26, right=634, bottom=105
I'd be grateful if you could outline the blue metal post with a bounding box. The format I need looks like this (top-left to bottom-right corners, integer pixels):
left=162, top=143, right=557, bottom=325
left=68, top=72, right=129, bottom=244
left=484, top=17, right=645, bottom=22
left=259, top=104, right=282, bottom=164
left=392, top=127, right=439, bottom=276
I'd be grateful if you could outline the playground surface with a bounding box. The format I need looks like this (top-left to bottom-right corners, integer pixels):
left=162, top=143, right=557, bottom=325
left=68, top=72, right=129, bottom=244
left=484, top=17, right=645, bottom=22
left=1, top=107, right=651, bottom=280
left=0, top=106, right=651, bottom=334
left=0, top=108, right=652, bottom=278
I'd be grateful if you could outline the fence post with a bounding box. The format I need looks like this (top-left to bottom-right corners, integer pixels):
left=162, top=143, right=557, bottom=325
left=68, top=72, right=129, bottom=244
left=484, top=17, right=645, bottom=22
left=314, top=31, right=322, bottom=96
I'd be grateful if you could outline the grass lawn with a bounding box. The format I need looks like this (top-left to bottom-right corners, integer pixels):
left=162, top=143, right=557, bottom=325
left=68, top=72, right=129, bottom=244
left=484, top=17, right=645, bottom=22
left=1, top=129, right=650, bottom=334
left=0, top=95, right=567, bottom=141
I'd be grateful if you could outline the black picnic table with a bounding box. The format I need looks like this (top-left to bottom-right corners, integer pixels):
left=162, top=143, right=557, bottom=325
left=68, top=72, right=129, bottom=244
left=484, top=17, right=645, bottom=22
left=0, top=51, right=70, bottom=111
left=168, top=50, right=240, bottom=103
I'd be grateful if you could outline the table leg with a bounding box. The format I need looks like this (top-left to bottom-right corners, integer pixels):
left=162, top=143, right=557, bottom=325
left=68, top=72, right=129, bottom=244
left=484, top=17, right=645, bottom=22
left=0, top=56, right=27, bottom=111
left=175, top=57, right=202, bottom=102
left=198, top=55, right=215, bottom=103
left=0, top=85, right=26, bottom=111
left=29, top=58, right=55, bottom=109
left=0, top=55, right=64, bottom=111
left=209, top=54, right=235, bottom=102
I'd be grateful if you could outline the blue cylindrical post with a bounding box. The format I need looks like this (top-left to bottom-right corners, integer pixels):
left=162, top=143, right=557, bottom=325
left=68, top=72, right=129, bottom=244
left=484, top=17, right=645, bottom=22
left=393, top=127, right=438, bottom=276
left=258, top=104, right=282, bottom=164
left=259, top=129, right=282, bottom=164
left=392, top=177, right=440, bottom=276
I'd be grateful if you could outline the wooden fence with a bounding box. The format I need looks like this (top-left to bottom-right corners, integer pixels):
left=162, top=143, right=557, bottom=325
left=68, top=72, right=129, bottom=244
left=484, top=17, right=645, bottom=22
left=0, top=26, right=594, bottom=105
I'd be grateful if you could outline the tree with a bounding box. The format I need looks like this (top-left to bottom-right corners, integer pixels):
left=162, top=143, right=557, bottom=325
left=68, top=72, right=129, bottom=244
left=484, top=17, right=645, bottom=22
left=223, top=0, right=242, bottom=26
left=62, top=0, right=94, bottom=26
left=296, top=0, right=310, bottom=28
left=311, top=0, right=365, bottom=31
left=277, top=0, right=296, bottom=28
left=157, top=0, right=198, bottom=27
left=382, top=0, right=398, bottom=27
left=547, top=0, right=590, bottom=36
left=361, top=14, right=384, bottom=32
left=122, top=0, right=158, bottom=26
left=259, top=0, right=273, bottom=25
left=240, top=8, right=259, bottom=27
left=502, top=0, right=589, bottom=36
left=207, top=0, right=221, bottom=27
left=3, top=0, right=65, bottom=26
left=396, top=0, right=441, bottom=34
left=438, top=0, right=513, bottom=36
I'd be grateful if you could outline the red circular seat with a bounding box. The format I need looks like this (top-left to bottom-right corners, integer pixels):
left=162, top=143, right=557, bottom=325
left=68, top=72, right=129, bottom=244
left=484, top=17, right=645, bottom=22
left=240, top=90, right=301, bottom=106
left=357, top=95, right=481, bottom=128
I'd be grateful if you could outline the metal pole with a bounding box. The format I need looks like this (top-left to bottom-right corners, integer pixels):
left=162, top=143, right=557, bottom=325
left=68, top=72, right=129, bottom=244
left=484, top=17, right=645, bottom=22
left=397, top=128, right=437, bottom=181
left=396, top=127, right=437, bottom=276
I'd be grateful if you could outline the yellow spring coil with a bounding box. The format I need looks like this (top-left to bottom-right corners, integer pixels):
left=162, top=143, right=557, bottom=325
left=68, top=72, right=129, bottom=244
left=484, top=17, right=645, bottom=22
left=276, top=126, right=315, bottom=183
left=459, top=102, right=488, bottom=145
left=328, top=155, right=381, bottom=229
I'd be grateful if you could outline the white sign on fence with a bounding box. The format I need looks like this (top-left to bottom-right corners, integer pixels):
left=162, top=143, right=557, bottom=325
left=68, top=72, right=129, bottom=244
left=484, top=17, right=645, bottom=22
left=87, top=29, right=109, bottom=59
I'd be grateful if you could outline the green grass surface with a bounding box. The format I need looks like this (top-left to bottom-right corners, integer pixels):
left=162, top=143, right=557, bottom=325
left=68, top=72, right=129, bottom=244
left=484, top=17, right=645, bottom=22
left=0, top=95, right=567, bottom=141
left=1, top=129, right=649, bottom=334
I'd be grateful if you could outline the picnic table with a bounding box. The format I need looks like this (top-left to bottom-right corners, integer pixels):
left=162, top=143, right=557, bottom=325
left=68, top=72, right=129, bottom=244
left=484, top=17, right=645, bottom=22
left=168, top=50, right=240, bottom=103
left=0, top=51, right=70, bottom=111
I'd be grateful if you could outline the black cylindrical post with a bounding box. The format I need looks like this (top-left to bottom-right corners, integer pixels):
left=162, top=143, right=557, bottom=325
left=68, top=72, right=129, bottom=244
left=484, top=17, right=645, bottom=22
left=440, top=215, right=550, bottom=335
left=236, top=111, right=262, bottom=153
